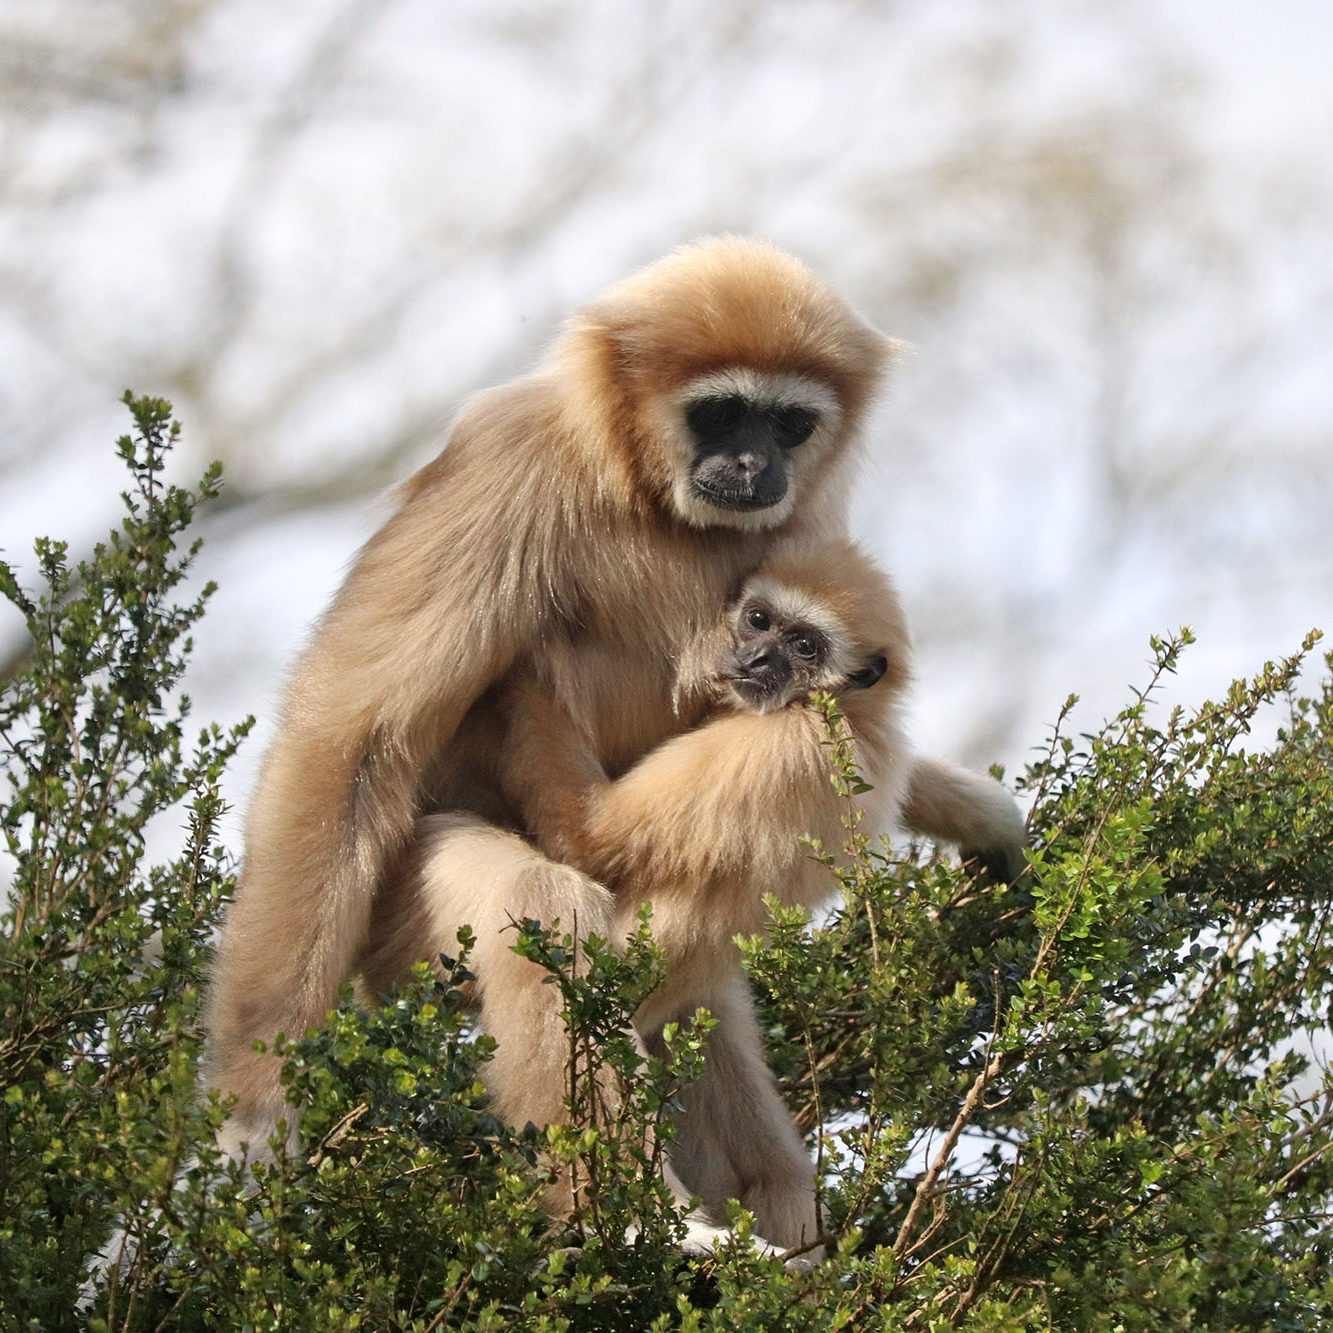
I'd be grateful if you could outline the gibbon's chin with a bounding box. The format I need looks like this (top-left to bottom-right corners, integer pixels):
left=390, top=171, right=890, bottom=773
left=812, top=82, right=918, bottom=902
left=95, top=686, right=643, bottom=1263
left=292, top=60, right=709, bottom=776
left=727, top=677, right=790, bottom=714
left=692, top=482, right=786, bottom=512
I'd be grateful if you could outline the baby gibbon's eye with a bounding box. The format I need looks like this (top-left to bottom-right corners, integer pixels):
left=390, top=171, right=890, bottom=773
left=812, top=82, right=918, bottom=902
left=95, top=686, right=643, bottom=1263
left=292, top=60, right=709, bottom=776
left=746, top=608, right=771, bottom=631
left=792, top=635, right=820, bottom=660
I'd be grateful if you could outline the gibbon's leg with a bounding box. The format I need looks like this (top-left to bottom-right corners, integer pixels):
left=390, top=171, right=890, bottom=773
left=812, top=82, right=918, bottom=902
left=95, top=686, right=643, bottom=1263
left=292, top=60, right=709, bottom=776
left=361, top=814, right=615, bottom=1139
left=651, top=973, right=819, bottom=1254
left=360, top=813, right=729, bottom=1229
left=507, top=682, right=834, bottom=1238
left=362, top=815, right=790, bottom=1254
left=902, top=754, right=1028, bottom=883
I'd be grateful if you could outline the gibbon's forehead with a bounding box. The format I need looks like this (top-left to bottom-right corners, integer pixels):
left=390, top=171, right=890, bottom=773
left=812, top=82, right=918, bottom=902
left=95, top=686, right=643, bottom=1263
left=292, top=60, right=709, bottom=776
left=586, top=236, right=890, bottom=407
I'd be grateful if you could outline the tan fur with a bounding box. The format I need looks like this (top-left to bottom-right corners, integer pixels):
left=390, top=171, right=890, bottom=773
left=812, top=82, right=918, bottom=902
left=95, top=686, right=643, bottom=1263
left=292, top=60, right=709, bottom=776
left=495, top=548, right=906, bottom=1251
left=203, top=239, right=892, bottom=1226
left=522, top=547, right=912, bottom=982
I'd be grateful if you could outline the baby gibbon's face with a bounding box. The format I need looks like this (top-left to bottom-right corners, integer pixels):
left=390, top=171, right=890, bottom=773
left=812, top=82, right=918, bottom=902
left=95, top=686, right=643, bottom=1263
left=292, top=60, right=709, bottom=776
left=717, top=581, right=888, bottom=715
left=723, top=600, right=829, bottom=713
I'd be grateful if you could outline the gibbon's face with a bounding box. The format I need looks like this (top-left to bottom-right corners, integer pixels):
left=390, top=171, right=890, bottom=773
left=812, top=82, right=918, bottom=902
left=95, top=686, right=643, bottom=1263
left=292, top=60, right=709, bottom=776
left=662, top=368, right=843, bottom=531
left=721, top=575, right=889, bottom=714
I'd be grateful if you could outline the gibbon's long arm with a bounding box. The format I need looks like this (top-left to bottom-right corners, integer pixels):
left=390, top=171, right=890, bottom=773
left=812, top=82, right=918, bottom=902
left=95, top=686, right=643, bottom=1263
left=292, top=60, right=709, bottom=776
left=586, top=728, right=1026, bottom=892
left=578, top=706, right=844, bottom=890
left=499, top=669, right=609, bottom=867
left=206, top=382, right=581, bottom=1118
left=902, top=754, right=1028, bottom=883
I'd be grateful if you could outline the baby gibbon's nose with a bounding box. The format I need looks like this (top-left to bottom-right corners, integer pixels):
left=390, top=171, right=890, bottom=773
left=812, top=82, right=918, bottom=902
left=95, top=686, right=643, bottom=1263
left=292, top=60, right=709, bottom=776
left=739, top=645, right=790, bottom=686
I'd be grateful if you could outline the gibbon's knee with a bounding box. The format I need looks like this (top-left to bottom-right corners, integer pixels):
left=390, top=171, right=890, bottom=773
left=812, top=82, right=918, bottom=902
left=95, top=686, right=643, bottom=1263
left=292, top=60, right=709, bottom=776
left=399, top=816, right=670, bottom=1220
left=361, top=812, right=617, bottom=994
left=367, top=813, right=619, bottom=1140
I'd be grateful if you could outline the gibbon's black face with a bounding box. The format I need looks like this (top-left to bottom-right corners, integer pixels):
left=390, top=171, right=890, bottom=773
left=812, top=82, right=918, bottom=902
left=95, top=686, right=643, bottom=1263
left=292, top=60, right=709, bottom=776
left=721, top=587, right=891, bottom=714
left=685, top=392, right=820, bottom=515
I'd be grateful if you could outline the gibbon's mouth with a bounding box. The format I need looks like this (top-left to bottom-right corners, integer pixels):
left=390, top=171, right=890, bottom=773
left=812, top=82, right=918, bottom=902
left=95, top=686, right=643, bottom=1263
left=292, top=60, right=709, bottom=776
left=690, top=478, right=786, bottom=512
left=726, top=674, right=784, bottom=707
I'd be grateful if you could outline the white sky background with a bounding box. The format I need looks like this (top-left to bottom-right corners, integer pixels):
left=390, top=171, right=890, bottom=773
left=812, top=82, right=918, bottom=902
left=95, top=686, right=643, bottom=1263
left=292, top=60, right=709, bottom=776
left=1, top=0, right=1331, bottom=850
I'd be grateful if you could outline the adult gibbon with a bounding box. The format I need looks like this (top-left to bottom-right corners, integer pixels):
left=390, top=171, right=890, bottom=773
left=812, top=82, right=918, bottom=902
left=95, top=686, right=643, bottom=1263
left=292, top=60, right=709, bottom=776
left=204, top=238, right=1025, bottom=1256
left=205, top=238, right=893, bottom=1167
left=456, top=538, right=1023, bottom=1252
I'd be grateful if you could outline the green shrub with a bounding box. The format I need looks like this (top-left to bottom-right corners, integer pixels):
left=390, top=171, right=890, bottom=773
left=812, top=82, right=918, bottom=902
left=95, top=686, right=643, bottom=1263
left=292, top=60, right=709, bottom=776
left=2, top=398, right=1330, bottom=1330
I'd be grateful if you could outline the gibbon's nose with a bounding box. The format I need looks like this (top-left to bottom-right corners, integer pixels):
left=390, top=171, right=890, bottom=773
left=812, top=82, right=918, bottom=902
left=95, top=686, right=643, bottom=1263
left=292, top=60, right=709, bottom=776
left=690, top=448, right=788, bottom=510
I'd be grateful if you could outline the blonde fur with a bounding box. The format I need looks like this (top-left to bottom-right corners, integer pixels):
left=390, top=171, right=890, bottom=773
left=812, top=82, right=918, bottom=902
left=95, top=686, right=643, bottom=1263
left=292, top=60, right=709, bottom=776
left=203, top=240, right=892, bottom=1222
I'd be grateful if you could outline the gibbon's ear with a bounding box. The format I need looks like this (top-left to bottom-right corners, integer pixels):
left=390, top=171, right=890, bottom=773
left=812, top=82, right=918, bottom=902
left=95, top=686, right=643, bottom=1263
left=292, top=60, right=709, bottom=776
left=846, top=652, right=889, bottom=690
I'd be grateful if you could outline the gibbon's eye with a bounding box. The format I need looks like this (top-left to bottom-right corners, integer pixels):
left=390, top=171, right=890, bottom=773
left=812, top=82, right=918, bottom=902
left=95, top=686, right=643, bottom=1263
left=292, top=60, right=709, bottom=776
left=746, top=607, right=771, bottom=631
left=687, top=394, right=748, bottom=440
left=791, top=634, right=821, bottom=661
left=771, top=405, right=818, bottom=448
